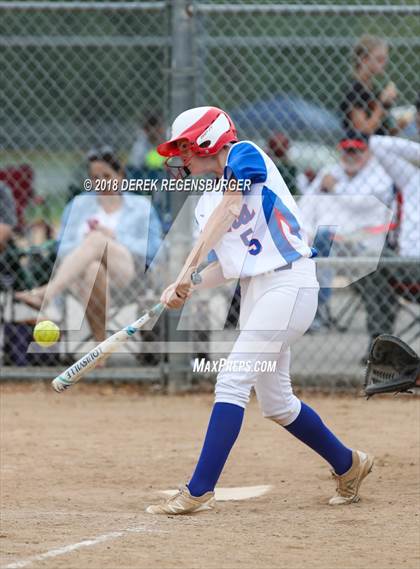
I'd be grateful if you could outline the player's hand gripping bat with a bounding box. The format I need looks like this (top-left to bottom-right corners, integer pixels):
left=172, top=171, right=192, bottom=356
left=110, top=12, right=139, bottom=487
left=172, top=186, right=242, bottom=295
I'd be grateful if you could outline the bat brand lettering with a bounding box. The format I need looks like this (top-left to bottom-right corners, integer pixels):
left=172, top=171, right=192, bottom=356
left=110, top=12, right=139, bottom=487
left=67, top=348, right=103, bottom=377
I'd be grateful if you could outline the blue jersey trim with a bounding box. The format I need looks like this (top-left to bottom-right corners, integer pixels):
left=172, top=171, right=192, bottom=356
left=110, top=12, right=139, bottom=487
left=207, top=249, right=218, bottom=263
left=262, top=186, right=303, bottom=264
left=224, top=142, right=267, bottom=190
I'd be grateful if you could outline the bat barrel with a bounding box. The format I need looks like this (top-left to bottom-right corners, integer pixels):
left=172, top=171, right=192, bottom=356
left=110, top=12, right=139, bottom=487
left=51, top=302, right=165, bottom=393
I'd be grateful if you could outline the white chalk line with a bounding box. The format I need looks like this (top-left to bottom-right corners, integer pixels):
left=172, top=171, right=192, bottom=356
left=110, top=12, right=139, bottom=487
left=0, top=509, right=145, bottom=519
left=1, top=487, right=273, bottom=568
left=1, top=524, right=165, bottom=569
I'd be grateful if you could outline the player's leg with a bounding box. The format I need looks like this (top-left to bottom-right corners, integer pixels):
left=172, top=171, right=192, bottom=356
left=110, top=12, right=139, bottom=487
left=255, top=349, right=354, bottom=476
left=254, top=285, right=373, bottom=504
left=146, top=333, right=259, bottom=514
left=147, top=259, right=367, bottom=514
left=186, top=401, right=245, bottom=495
left=150, top=280, right=312, bottom=512
left=185, top=276, right=268, bottom=500
left=147, top=263, right=319, bottom=514
left=147, top=284, right=266, bottom=514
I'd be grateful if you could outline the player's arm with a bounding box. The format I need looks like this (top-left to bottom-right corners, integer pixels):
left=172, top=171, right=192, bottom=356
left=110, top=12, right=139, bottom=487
left=162, top=142, right=266, bottom=308
left=175, top=183, right=241, bottom=287
left=192, top=260, right=230, bottom=291
left=161, top=183, right=241, bottom=308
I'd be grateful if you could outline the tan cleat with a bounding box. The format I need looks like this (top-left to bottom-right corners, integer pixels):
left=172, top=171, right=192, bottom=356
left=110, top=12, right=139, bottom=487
left=146, top=485, right=215, bottom=515
left=329, top=450, right=374, bottom=505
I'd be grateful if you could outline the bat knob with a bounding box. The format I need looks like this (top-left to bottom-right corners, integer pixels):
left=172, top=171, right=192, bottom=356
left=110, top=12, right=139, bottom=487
left=191, top=271, right=202, bottom=285
left=51, top=377, right=70, bottom=393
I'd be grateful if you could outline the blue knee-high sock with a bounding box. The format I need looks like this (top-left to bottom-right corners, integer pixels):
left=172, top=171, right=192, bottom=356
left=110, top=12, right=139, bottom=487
left=284, top=402, right=353, bottom=475
left=188, top=402, right=244, bottom=497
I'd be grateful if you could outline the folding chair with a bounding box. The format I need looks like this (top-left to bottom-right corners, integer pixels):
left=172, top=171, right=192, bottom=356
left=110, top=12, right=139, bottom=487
left=0, top=165, right=52, bottom=239
left=0, top=240, right=58, bottom=366
left=0, top=165, right=56, bottom=365
left=390, top=275, right=420, bottom=344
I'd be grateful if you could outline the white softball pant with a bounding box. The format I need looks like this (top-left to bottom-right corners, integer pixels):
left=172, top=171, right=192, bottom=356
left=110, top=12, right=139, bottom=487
left=215, top=257, right=319, bottom=426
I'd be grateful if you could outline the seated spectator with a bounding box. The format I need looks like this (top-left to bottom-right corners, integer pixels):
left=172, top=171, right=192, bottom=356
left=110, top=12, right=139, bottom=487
left=301, top=135, right=397, bottom=343
left=340, top=35, right=399, bottom=137
left=370, top=135, right=420, bottom=259
left=16, top=147, right=162, bottom=343
left=0, top=182, right=18, bottom=281
left=369, top=135, right=420, bottom=323
left=296, top=168, right=317, bottom=195
left=267, top=132, right=298, bottom=195
left=128, top=113, right=166, bottom=173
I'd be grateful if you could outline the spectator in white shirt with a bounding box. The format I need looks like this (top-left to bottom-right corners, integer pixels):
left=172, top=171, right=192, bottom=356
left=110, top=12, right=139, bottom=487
left=16, top=148, right=162, bottom=344
left=302, top=135, right=399, bottom=346
left=369, top=135, right=419, bottom=258
left=368, top=134, right=420, bottom=331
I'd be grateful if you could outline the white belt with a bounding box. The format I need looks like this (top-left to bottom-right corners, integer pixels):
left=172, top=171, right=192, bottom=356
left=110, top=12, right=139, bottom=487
left=260, top=262, right=293, bottom=277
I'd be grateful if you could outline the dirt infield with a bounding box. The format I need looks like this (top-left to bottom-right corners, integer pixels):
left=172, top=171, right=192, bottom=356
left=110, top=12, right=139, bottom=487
left=1, top=383, right=419, bottom=569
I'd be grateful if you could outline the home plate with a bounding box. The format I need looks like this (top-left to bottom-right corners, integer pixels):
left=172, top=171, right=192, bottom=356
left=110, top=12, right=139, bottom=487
left=160, top=485, right=272, bottom=501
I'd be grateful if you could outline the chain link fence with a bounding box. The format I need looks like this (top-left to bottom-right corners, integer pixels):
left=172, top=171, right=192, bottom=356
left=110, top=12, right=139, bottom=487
left=1, top=1, right=419, bottom=387
left=0, top=1, right=170, bottom=374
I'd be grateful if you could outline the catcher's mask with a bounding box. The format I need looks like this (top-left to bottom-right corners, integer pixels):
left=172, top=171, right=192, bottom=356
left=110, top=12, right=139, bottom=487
left=164, top=155, right=192, bottom=180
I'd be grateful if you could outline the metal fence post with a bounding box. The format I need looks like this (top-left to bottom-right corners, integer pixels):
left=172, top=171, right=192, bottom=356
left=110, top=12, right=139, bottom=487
left=166, top=0, right=195, bottom=392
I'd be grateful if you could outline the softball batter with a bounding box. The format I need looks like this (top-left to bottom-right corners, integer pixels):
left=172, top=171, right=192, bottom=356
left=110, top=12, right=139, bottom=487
left=147, top=106, right=373, bottom=515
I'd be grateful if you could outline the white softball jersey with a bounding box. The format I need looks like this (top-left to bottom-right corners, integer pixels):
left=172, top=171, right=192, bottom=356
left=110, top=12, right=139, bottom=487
left=195, top=140, right=314, bottom=279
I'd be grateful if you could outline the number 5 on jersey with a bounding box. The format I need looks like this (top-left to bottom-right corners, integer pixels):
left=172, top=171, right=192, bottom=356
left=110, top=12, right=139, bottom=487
left=240, top=228, right=262, bottom=255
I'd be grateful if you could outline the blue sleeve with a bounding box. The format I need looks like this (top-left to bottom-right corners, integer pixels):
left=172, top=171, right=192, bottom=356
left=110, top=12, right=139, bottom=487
left=224, top=142, right=267, bottom=186
left=207, top=249, right=218, bottom=263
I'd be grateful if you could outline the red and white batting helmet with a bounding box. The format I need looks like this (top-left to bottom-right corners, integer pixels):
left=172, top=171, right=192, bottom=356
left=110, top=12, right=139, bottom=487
left=157, top=106, right=237, bottom=158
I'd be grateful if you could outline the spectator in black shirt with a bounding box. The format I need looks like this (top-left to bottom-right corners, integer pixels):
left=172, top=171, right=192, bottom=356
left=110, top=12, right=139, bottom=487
left=340, top=35, right=399, bottom=137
